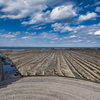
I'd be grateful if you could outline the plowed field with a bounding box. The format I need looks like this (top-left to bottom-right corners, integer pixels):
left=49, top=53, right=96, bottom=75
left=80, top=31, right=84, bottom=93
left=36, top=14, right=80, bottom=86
left=3, top=49, right=100, bottom=82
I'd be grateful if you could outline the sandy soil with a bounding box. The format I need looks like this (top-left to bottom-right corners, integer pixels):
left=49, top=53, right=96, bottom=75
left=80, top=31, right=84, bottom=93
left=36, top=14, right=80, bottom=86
left=1, top=49, right=100, bottom=83
left=0, top=77, right=100, bottom=100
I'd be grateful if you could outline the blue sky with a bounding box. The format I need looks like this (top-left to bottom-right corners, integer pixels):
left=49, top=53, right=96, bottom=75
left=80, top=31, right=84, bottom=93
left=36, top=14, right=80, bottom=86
left=0, top=0, right=100, bottom=47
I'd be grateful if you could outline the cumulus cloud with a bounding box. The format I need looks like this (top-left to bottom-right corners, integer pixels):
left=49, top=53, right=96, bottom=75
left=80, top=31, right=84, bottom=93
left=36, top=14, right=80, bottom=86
left=88, top=32, right=93, bottom=34
left=33, top=26, right=46, bottom=30
left=22, top=11, right=51, bottom=24
left=70, top=24, right=100, bottom=36
left=52, top=38, right=58, bottom=40
left=22, top=4, right=77, bottom=25
left=37, top=32, right=58, bottom=39
left=95, top=7, right=100, bottom=12
left=50, top=5, right=77, bottom=21
left=22, top=36, right=30, bottom=39
left=2, top=34, right=16, bottom=38
left=51, top=23, right=100, bottom=44
left=21, top=32, right=58, bottom=40
left=0, top=0, right=47, bottom=19
left=78, top=12, right=97, bottom=21
left=69, top=35, right=76, bottom=38
left=51, top=23, right=73, bottom=33
left=1, top=0, right=76, bottom=25
left=94, top=30, right=100, bottom=35
left=51, top=23, right=85, bottom=33
left=25, top=32, right=36, bottom=35
left=0, top=31, right=20, bottom=38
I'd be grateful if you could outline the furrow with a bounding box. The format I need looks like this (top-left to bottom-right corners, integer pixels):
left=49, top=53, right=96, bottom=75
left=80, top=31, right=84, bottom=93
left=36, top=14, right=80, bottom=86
left=44, top=53, right=55, bottom=76
left=68, top=51, right=100, bottom=74
left=62, top=52, right=82, bottom=78
left=25, top=53, right=51, bottom=76
left=60, top=54, right=75, bottom=78
left=54, top=53, right=64, bottom=76
left=64, top=52, right=97, bottom=81
left=35, top=53, right=54, bottom=75
left=66, top=52, right=100, bottom=82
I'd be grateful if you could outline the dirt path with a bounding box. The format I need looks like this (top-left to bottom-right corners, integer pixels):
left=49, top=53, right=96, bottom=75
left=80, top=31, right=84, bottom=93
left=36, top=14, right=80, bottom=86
left=0, top=77, right=100, bottom=100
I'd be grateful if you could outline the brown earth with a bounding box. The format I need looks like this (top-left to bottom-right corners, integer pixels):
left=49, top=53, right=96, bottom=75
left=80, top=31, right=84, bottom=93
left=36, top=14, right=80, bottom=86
left=1, top=49, right=100, bottom=83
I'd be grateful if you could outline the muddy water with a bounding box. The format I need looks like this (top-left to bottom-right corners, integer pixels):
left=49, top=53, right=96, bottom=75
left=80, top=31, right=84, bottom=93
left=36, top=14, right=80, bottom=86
left=0, top=53, right=21, bottom=80
left=3, top=65, right=21, bottom=80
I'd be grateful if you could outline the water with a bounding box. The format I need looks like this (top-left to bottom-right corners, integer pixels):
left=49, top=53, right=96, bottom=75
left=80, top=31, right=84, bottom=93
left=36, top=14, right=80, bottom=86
left=0, top=53, right=21, bottom=80
left=3, top=65, right=21, bottom=80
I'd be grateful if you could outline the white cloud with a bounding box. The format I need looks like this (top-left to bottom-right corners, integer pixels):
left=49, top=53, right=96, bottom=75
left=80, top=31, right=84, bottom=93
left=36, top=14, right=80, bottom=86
left=34, top=26, right=46, bottom=30
left=21, top=32, right=58, bottom=40
left=94, top=30, right=100, bottom=35
left=1, top=0, right=74, bottom=25
left=50, top=5, right=77, bottom=21
left=69, top=35, right=76, bottom=38
left=25, top=32, right=29, bottom=34
left=91, top=1, right=100, bottom=7
left=98, top=23, right=100, bottom=26
left=78, top=12, right=97, bottom=21
left=14, top=31, right=20, bottom=35
left=0, top=31, right=20, bottom=38
left=8, top=32, right=11, bottom=34
left=52, top=38, right=58, bottom=40
left=51, top=23, right=85, bottom=33
left=22, top=4, right=77, bottom=25
left=25, top=32, right=36, bottom=35
left=29, top=32, right=36, bottom=35
left=2, top=34, right=16, bottom=38
left=22, top=11, right=50, bottom=24
left=51, top=23, right=72, bottom=33
left=95, top=7, right=100, bottom=12
left=37, top=32, right=58, bottom=39
left=78, top=39, right=82, bottom=41
left=84, top=4, right=90, bottom=8
left=30, top=26, right=46, bottom=30
left=0, top=0, right=47, bottom=19
left=88, top=32, right=93, bottom=34
left=87, top=40, right=90, bottom=42
left=52, top=23, right=100, bottom=44
left=22, top=36, right=30, bottom=39
left=92, top=41, right=96, bottom=43
left=11, top=39, right=16, bottom=41
left=0, top=0, right=70, bottom=24
left=80, top=2, right=83, bottom=6
left=55, top=38, right=58, bottom=40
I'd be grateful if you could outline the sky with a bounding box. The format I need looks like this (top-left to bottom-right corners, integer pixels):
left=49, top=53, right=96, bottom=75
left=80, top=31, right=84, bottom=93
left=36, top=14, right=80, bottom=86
left=0, top=0, right=100, bottom=47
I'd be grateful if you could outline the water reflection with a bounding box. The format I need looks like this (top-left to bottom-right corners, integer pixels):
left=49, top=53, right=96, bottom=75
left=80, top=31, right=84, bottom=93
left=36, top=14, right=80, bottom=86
left=0, top=53, right=21, bottom=80
left=3, top=65, right=21, bottom=80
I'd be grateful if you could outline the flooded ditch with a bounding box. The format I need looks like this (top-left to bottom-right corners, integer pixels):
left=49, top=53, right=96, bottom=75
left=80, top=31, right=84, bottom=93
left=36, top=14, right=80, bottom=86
left=0, top=53, right=21, bottom=80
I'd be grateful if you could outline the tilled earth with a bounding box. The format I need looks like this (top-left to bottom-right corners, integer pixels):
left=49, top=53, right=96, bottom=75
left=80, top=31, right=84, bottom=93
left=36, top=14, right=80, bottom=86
left=2, top=49, right=100, bottom=82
